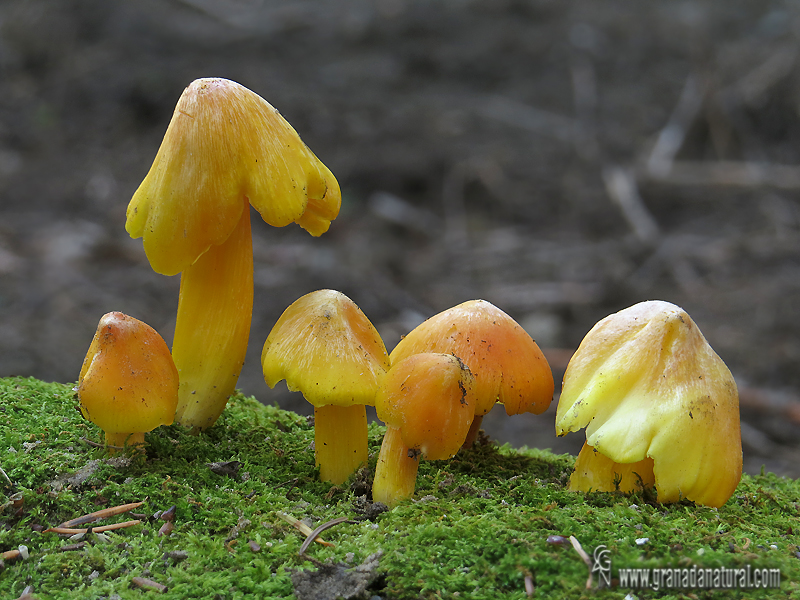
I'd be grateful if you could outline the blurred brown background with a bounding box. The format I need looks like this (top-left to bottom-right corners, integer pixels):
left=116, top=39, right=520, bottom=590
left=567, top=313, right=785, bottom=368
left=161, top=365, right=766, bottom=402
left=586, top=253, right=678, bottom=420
left=1, top=0, right=800, bottom=477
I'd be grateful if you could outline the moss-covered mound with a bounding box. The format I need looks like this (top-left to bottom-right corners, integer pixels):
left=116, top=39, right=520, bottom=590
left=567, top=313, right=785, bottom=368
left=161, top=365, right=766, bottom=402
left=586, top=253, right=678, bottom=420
left=1, top=377, right=798, bottom=599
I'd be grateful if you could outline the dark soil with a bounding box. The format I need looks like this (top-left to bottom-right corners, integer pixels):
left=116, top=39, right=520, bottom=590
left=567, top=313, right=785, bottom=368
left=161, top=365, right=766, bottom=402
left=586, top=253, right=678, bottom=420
left=2, top=0, right=800, bottom=476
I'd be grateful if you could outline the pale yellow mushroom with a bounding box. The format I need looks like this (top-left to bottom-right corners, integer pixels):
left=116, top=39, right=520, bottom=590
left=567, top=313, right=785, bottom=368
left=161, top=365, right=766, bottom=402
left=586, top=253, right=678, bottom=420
left=556, top=300, right=742, bottom=507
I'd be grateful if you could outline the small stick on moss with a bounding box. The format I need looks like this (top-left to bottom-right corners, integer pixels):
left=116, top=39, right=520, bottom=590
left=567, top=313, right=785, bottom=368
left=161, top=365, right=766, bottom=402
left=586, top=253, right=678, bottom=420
left=60, top=542, right=87, bottom=552
left=524, top=574, right=534, bottom=597
left=131, top=577, right=167, bottom=592
left=45, top=519, right=142, bottom=535
left=80, top=436, right=129, bottom=451
left=299, top=517, right=354, bottom=555
left=59, top=501, right=144, bottom=528
left=2, top=548, right=21, bottom=561
left=276, top=512, right=333, bottom=547
left=0, top=463, right=12, bottom=488
left=568, top=535, right=593, bottom=589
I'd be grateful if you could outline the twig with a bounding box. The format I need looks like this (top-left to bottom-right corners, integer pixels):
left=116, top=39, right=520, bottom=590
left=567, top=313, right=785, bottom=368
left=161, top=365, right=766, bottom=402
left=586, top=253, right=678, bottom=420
left=369, top=191, right=440, bottom=237
left=643, top=160, right=800, bottom=190
left=570, top=56, right=599, bottom=160
left=276, top=511, right=333, bottom=547
left=59, top=501, right=144, bottom=528
left=646, top=73, right=704, bottom=178
left=60, top=542, right=87, bottom=552
left=44, top=519, right=141, bottom=535
left=720, top=45, right=797, bottom=108
left=131, top=577, right=167, bottom=593
left=569, top=535, right=593, bottom=589
left=602, top=165, right=660, bottom=245
left=2, top=548, right=22, bottom=561
left=524, top=574, right=535, bottom=597
left=478, top=95, right=578, bottom=143
left=0, top=463, right=12, bottom=488
left=298, top=516, right=354, bottom=555
left=79, top=437, right=106, bottom=448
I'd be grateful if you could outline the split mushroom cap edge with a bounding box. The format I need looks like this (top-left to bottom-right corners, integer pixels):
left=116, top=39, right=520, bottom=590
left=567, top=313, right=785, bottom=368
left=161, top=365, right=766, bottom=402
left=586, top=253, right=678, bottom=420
left=555, top=300, right=742, bottom=508
left=77, top=312, right=179, bottom=450
left=126, top=77, right=340, bottom=277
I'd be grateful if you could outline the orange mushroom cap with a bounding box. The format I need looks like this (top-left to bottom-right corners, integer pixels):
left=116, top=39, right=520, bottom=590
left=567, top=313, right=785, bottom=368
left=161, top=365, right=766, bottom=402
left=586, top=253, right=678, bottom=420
left=77, top=312, right=178, bottom=442
left=126, top=77, right=341, bottom=276
left=389, top=299, right=553, bottom=417
left=375, top=352, right=475, bottom=460
left=262, top=289, right=390, bottom=408
left=556, top=300, right=742, bottom=507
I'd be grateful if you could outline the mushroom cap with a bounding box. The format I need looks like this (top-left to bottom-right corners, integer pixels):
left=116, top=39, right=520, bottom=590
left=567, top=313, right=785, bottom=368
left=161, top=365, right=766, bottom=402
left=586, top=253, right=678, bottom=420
left=261, top=290, right=390, bottom=408
left=375, top=352, right=475, bottom=460
left=126, top=78, right=341, bottom=276
left=77, top=312, right=179, bottom=435
left=389, top=299, right=553, bottom=417
left=555, top=300, right=742, bottom=507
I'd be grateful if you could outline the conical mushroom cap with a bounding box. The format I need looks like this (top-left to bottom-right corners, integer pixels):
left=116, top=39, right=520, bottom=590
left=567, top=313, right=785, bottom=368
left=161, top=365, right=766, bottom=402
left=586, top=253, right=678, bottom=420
left=77, top=312, right=179, bottom=435
left=262, top=290, right=390, bottom=408
left=556, top=300, right=742, bottom=507
left=375, top=353, right=475, bottom=460
left=389, top=299, right=553, bottom=417
left=126, top=78, right=341, bottom=276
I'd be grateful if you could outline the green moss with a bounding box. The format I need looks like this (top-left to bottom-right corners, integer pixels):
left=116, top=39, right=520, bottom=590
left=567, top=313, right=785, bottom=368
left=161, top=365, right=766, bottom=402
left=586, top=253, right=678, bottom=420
left=0, top=376, right=798, bottom=599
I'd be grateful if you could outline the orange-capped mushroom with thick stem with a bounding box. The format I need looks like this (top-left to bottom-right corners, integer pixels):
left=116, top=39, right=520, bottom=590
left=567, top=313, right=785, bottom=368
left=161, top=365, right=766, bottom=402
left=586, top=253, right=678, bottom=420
left=556, top=300, right=742, bottom=507
left=372, top=352, right=475, bottom=507
left=262, top=290, right=390, bottom=485
left=126, top=78, right=340, bottom=431
left=389, top=299, right=554, bottom=447
left=77, top=312, right=178, bottom=452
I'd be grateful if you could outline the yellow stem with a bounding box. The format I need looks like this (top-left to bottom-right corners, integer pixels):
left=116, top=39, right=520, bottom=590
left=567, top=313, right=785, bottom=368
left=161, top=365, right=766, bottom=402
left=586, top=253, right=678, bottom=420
left=372, top=425, right=420, bottom=507
left=105, top=431, right=145, bottom=452
left=172, top=206, right=253, bottom=431
left=461, top=414, right=484, bottom=448
left=569, top=441, right=655, bottom=493
left=314, top=404, right=368, bottom=485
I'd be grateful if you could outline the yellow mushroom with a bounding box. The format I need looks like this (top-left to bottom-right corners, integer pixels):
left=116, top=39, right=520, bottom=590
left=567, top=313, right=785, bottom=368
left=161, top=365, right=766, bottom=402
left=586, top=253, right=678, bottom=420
left=372, top=352, right=475, bottom=507
left=389, top=299, right=554, bottom=447
left=262, top=290, right=390, bottom=484
left=77, top=312, right=178, bottom=452
left=126, top=77, right=340, bottom=431
left=556, top=300, right=742, bottom=507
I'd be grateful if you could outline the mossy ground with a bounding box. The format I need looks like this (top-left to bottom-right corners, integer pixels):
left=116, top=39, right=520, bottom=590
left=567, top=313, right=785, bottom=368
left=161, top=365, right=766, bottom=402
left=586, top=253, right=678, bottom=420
left=1, top=376, right=798, bottom=599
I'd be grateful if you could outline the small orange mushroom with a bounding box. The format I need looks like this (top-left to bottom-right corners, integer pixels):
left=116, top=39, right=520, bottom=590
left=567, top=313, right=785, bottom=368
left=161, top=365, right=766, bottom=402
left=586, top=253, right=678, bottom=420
left=372, top=352, right=475, bottom=507
left=556, top=300, right=742, bottom=507
left=389, top=299, right=554, bottom=446
left=126, top=77, right=340, bottom=431
left=262, top=290, right=390, bottom=484
left=77, top=312, right=178, bottom=452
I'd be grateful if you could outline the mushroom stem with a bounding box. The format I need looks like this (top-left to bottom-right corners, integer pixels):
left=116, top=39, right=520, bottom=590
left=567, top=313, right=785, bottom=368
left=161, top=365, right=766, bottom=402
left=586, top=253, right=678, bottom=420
left=461, top=415, right=484, bottom=448
left=172, top=205, right=253, bottom=431
left=569, top=442, right=655, bottom=494
left=314, top=404, right=369, bottom=485
left=104, top=432, right=146, bottom=453
left=372, top=425, right=420, bottom=507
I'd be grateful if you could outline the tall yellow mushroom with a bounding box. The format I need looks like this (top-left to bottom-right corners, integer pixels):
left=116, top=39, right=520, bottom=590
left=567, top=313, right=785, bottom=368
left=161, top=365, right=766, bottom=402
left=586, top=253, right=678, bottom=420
left=556, top=300, right=742, bottom=507
left=126, top=78, right=340, bottom=431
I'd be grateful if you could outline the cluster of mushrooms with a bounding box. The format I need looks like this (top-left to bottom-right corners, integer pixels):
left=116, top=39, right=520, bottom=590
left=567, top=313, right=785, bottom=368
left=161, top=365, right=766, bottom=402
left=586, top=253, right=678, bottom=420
left=75, top=78, right=743, bottom=509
